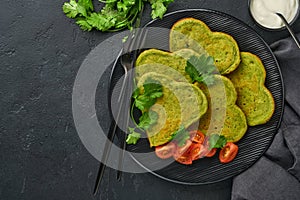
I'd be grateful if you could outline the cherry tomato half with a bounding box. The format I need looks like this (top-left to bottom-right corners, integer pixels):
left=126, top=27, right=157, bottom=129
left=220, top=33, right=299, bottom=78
left=174, top=140, right=192, bottom=158
left=155, top=142, right=176, bottom=159
left=190, top=130, right=205, bottom=144
left=192, top=144, right=209, bottom=160
left=173, top=140, right=193, bottom=165
left=219, top=142, right=238, bottom=163
left=206, top=148, right=217, bottom=157
left=187, top=143, right=203, bottom=160
left=175, top=154, right=193, bottom=165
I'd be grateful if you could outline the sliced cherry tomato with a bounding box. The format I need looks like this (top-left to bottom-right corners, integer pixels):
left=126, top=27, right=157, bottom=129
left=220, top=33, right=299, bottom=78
left=192, top=144, right=209, bottom=160
left=187, top=143, right=202, bottom=161
left=206, top=148, right=217, bottom=157
left=190, top=130, right=205, bottom=144
left=219, top=142, right=238, bottom=163
left=174, top=140, right=192, bottom=158
left=173, top=140, right=193, bottom=165
left=174, top=154, right=193, bottom=165
left=155, top=142, right=176, bottom=159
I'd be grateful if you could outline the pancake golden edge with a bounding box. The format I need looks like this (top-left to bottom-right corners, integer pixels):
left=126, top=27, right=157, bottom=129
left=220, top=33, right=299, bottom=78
left=195, top=75, right=248, bottom=142
left=169, top=18, right=241, bottom=75
left=135, top=48, right=206, bottom=83
left=227, top=52, right=275, bottom=126
left=137, top=72, right=208, bottom=147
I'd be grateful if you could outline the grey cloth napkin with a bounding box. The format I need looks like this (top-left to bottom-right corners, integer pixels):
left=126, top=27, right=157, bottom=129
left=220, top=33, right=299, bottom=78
left=232, top=35, right=300, bottom=200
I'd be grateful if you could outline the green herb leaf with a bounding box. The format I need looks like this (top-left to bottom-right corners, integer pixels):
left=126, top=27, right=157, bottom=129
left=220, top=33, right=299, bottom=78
left=185, top=62, right=200, bottom=81
left=134, top=95, right=156, bottom=111
left=150, top=2, right=166, bottom=19
left=138, top=110, right=158, bottom=130
left=171, top=126, right=190, bottom=147
left=132, top=87, right=140, bottom=99
left=209, top=134, right=227, bottom=149
left=185, top=55, right=216, bottom=85
left=126, top=109, right=158, bottom=145
left=86, top=12, right=117, bottom=31
left=76, top=19, right=93, bottom=31
left=126, top=128, right=141, bottom=144
left=63, top=0, right=87, bottom=18
left=63, top=0, right=173, bottom=32
left=78, top=0, right=94, bottom=11
left=149, top=0, right=174, bottom=19
left=143, top=78, right=163, bottom=99
left=133, top=78, right=163, bottom=111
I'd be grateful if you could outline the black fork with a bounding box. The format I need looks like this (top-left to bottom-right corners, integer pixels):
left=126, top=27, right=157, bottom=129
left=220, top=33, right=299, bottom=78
left=93, top=4, right=145, bottom=195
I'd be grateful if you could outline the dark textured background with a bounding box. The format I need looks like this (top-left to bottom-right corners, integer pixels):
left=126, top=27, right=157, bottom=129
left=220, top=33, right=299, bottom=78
left=1, top=0, right=299, bottom=199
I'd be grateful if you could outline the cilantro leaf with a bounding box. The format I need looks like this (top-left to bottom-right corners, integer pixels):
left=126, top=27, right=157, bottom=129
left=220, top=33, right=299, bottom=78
left=132, top=87, right=140, bottom=99
left=150, top=2, right=167, bottom=19
left=138, top=110, right=158, bottom=130
left=127, top=82, right=161, bottom=145
left=134, top=95, right=156, bottom=111
left=133, top=78, right=163, bottom=111
left=149, top=0, right=174, bottom=19
left=143, top=78, right=163, bottom=99
left=185, top=55, right=216, bottom=85
left=63, top=0, right=87, bottom=18
left=126, top=128, right=141, bottom=144
left=76, top=19, right=93, bottom=31
left=126, top=109, right=158, bottom=145
left=86, top=12, right=117, bottom=31
left=63, top=0, right=174, bottom=32
left=171, top=126, right=190, bottom=146
left=78, top=0, right=94, bottom=11
left=185, top=62, right=200, bottom=81
left=117, top=0, right=135, bottom=12
left=127, top=107, right=158, bottom=144
left=209, top=134, right=227, bottom=149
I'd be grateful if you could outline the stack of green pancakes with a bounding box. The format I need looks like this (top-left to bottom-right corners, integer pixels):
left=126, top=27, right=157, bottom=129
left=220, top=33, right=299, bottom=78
left=134, top=18, right=275, bottom=147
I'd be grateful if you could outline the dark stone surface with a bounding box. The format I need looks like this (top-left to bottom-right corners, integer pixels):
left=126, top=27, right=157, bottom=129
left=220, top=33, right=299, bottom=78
left=0, top=0, right=299, bottom=199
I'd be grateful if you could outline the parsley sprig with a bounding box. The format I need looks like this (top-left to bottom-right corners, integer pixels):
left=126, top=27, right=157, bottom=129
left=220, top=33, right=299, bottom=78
left=132, top=78, right=163, bottom=111
left=63, top=0, right=174, bottom=32
left=125, top=110, right=158, bottom=144
left=126, top=128, right=141, bottom=144
left=185, top=55, right=216, bottom=85
left=126, top=78, right=163, bottom=144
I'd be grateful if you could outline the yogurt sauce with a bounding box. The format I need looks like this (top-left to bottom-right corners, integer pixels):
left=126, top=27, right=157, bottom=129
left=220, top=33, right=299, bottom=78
left=250, top=0, right=299, bottom=29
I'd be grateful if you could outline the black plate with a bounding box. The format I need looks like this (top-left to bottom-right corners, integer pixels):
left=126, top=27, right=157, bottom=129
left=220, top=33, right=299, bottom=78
left=110, top=9, right=284, bottom=185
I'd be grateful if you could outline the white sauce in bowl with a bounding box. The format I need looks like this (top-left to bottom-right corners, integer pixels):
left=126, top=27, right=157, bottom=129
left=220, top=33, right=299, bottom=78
left=250, top=0, right=299, bottom=29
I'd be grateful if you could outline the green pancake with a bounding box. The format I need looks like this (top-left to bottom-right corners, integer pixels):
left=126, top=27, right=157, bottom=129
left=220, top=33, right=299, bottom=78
left=195, top=75, right=248, bottom=142
left=227, top=52, right=275, bottom=126
left=169, top=18, right=241, bottom=74
left=135, top=48, right=206, bottom=83
left=137, top=72, right=208, bottom=147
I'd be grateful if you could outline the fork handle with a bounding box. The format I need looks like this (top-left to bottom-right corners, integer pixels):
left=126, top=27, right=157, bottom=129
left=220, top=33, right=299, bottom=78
left=93, top=74, right=127, bottom=195
left=93, top=118, right=118, bottom=195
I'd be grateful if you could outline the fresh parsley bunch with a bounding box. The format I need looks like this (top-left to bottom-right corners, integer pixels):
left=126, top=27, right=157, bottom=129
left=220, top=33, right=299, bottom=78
left=63, top=0, right=174, bottom=32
